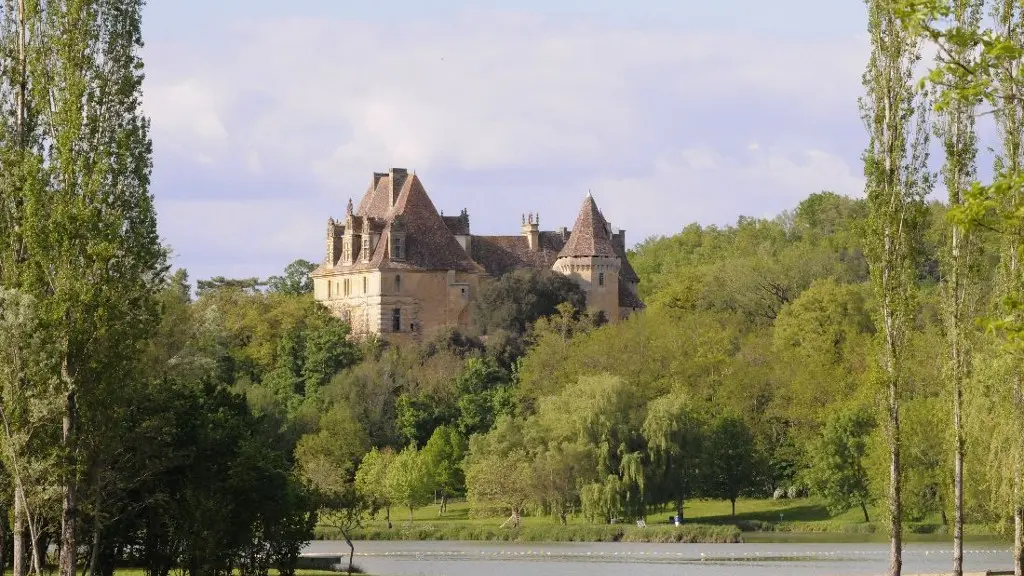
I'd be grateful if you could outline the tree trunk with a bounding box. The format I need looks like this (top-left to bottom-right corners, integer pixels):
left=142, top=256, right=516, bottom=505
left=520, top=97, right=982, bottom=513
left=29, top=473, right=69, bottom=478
left=340, top=527, right=355, bottom=576
left=59, top=390, right=78, bottom=576
left=558, top=511, right=567, bottom=526
left=861, top=501, right=870, bottom=523
left=31, top=531, right=44, bottom=575
left=385, top=505, right=391, bottom=529
left=14, top=491, right=26, bottom=576
left=953, top=363, right=964, bottom=576
left=89, top=514, right=101, bottom=576
left=0, top=505, right=6, bottom=575
left=730, top=498, right=736, bottom=519
left=888, top=378, right=902, bottom=576
left=408, top=506, right=414, bottom=523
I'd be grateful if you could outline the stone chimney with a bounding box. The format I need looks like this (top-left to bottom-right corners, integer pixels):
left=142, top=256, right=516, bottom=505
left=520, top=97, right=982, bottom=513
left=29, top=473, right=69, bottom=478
left=389, top=168, right=408, bottom=207
left=521, top=212, right=540, bottom=251
left=613, top=229, right=626, bottom=253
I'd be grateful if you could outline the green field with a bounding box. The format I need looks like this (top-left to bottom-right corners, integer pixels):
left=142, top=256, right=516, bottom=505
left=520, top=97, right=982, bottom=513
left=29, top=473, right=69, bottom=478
left=319, top=497, right=1007, bottom=543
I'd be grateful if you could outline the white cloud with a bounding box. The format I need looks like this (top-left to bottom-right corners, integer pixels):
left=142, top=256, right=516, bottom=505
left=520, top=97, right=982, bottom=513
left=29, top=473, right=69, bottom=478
left=144, top=78, right=229, bottom=156
left=591, top=146, right=865, bottom=241
left=142, top=12, right=872, bottom=278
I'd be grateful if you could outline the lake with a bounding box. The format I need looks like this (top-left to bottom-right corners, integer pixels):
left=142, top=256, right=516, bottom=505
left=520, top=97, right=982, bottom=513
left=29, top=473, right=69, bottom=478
left=304, top=540, right=1014, bottom=576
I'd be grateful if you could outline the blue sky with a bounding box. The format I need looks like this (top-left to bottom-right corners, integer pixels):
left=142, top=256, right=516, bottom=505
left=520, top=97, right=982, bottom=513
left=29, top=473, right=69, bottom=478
left=141, top=1, right=876, bottom=282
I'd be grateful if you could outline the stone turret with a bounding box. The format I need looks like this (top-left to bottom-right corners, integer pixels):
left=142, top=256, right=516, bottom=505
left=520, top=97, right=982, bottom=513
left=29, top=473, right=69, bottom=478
left=552, top=193, right=621, bottom=322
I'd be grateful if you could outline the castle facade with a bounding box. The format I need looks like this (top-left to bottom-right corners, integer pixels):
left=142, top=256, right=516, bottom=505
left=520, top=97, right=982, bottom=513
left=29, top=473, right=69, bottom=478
left=311, top=168, right=643, bottom=341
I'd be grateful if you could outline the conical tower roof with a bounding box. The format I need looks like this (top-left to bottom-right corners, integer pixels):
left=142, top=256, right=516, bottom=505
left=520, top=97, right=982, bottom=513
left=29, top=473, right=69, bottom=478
left=558, top=193, right=616, bottom=259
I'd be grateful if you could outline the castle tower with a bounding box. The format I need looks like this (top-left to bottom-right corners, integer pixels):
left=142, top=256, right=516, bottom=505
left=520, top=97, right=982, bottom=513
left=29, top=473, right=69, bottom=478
left=552, top=193, right=622, bottom=322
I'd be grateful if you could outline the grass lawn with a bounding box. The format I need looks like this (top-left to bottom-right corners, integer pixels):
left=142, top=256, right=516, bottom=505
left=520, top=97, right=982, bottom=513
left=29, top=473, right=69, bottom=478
left=322, top=497, right=1005, bottom=543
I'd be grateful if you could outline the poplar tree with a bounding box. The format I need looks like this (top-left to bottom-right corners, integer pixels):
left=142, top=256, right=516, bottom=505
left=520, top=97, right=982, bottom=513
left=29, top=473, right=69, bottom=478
left=897, top=0, right=1024, bottom=572
left=991, top=3, right=1024, bottom=569
left=861, top=1, right=931, bottom=575
left=0, top=1, right=163, bottom=575
left=934, top=2, right=984, bottom=574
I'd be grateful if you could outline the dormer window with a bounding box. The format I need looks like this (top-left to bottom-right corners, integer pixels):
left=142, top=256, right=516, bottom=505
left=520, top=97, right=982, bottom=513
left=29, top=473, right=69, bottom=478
left=342, top=239, right=351, bottom=264
left=391, top=234, right=405, bottom=260
left=361, top=236, right=370, bottom=261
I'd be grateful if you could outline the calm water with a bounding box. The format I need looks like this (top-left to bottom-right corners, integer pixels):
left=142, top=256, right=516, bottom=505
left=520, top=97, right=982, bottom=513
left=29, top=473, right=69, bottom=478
left=305, top=540, right=1014, bottom=576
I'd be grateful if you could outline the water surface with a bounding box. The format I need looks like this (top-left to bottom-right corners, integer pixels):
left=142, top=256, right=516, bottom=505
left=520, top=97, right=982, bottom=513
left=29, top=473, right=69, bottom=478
left=305, top=540, right=1013, bottom=576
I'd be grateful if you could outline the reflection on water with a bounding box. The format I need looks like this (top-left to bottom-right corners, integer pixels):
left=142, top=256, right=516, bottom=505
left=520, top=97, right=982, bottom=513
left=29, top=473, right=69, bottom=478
left=304, top=540, right=1013, bottom=576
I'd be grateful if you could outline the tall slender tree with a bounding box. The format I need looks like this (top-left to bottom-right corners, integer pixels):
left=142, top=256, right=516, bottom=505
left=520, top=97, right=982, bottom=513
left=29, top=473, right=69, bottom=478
left=991, top=3, right=1024, bottom=571
left=895, top=0, right=1024, bottom=572
left=935, top=2, right=983, bottom=574
left=0, top=1, right=164, bottom=574
left=861, top=1, right=931, bottom=575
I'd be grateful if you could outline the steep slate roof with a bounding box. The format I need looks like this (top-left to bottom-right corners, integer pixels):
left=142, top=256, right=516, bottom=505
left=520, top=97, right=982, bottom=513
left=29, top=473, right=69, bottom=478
left=558, top=194, right=617, bottom=259
left=339, top=172, right=482, bottom=273
left=614, top=241, right=640, bottom=283
left=388, top=175, right=483, bottom=272
left=443, top=215, right=470, bottom=235
left=471, top=232, right=568, bottom=277
left=619, top=280, right=645, bottom=309
left=328, top=174, right=639, bottom=300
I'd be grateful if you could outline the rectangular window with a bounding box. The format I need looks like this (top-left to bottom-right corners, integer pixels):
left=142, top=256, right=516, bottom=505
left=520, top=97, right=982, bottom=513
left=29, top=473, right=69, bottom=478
left=363, top=277, right=368, bottom=293
left=328, top=281, right=332, bottom=297
left=392, top=308, right=401, bottom=332
left=598, top=272, right=605, bottom=287
left=392, top=236, right=404, bottom=260
left=395, top=274, right=402, bottom=293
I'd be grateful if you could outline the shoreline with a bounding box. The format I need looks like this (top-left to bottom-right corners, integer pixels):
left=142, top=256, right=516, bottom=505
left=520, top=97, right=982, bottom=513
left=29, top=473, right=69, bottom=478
left=316, top=525, right=1008, bottom=545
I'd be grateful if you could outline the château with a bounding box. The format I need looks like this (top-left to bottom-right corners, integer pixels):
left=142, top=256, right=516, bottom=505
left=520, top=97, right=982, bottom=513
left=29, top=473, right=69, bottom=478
left=312, top=168, right=643, bottom=341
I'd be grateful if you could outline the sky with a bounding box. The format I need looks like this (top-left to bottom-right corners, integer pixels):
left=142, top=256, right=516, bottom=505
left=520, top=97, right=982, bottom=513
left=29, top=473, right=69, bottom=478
left=141, top=0, right=877, bottom=283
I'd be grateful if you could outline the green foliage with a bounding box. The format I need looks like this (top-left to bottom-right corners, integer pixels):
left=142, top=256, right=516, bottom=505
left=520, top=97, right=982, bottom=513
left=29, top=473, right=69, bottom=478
left=455, top=357, right=516, bottom=437
left=355, top=447, right=396, bottom=524
left=268, top=259, right=317, bottom=295
left=473, top=268, right=587, bottom=336
left=386, top=446, right=434, bottom=521
left=804, top=406, right=875, bottom=520
left=703, top=414, right=759, bottom=517
left=643, top=393, right=704, bottom=518
left=421, top=426, right=468, bottom=505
